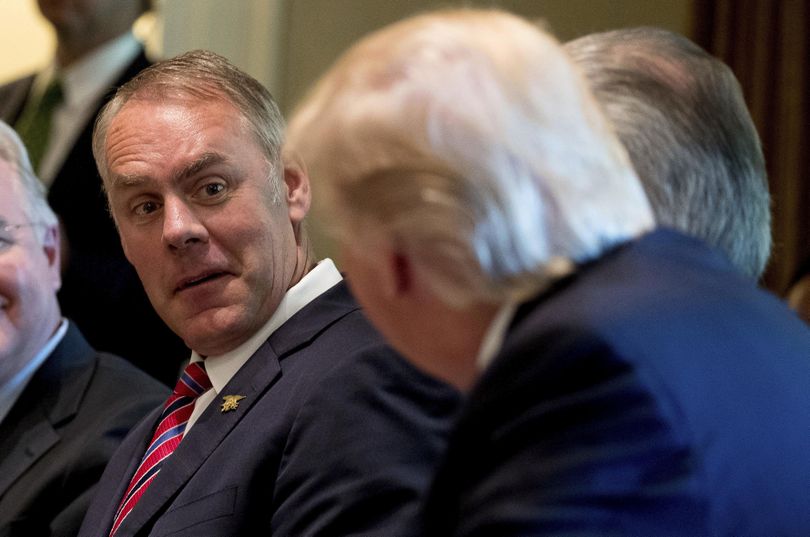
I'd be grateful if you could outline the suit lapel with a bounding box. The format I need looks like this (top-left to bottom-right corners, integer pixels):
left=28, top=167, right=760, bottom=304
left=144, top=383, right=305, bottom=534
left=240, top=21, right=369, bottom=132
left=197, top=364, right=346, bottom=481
left=85, top=406, right=162, bottom=536
left=115, top=281, right=358, bottom=535
left=0, top=324, right=94, bottom=497
left=267, top=281, right=359, bottom=356
left=115, top=341, right=283, bottom=536
left=0, top=408, right=59, bottom=497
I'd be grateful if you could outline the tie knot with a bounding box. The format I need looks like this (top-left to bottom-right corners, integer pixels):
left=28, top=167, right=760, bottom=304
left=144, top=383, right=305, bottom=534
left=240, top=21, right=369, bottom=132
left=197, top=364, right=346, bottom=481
left=14, top=76, right=65, bottom=172
left=174, top=361, right=212, bottom=398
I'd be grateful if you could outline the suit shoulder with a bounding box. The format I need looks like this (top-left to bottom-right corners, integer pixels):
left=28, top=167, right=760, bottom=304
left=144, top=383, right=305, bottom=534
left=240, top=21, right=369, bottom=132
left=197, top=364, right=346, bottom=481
left=84, top=352, right=169, bottom=413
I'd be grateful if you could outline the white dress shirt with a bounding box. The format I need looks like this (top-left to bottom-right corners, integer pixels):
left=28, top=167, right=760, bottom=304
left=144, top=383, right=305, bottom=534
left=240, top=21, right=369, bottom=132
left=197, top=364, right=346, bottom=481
left=476, top=302, right=517, bottom=372
left=0, top=318, right=68, bottom=426
left=185, top=259, right=343, bottom=432
left=30, top=32, right=142, bottom=185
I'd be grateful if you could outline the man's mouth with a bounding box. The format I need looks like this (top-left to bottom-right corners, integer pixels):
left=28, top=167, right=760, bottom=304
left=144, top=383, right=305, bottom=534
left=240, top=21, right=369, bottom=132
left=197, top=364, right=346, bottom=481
left=175, top=271, right=228, bottom=293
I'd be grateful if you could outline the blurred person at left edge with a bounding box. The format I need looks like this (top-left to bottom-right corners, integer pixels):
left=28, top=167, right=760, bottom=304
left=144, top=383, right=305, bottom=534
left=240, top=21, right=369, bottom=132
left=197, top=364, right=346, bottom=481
left=0, top=0, right=187, bottom=386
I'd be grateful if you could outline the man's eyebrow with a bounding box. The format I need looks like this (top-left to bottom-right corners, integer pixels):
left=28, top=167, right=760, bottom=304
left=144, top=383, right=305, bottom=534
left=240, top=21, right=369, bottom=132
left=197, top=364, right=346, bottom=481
left=173, top=152, right=228, bottom=183
left=108, top=152, right=229, bottom=190
left=110, top=174, right=150, bottom=189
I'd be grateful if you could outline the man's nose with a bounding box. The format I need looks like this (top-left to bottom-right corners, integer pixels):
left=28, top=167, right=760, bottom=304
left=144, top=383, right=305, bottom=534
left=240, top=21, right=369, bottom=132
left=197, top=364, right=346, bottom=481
left=162, top=198, right=209, bottom=251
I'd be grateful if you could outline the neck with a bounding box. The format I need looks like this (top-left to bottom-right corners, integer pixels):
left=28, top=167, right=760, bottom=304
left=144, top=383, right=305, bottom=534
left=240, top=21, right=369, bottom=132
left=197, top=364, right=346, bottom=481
left=289, top=232, right=317, bottom=287
left=408, top=299, right=500, bottom=392
left=441, top=302, right=501, bottom=391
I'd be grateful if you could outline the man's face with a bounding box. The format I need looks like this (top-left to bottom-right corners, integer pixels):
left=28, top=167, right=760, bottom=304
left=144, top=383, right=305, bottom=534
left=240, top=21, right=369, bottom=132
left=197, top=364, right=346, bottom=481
left=104, top=97, right=305, bottom=356
left=0, top=164, right=61, bottom=386
left=37, top=0, right=140, bottom=40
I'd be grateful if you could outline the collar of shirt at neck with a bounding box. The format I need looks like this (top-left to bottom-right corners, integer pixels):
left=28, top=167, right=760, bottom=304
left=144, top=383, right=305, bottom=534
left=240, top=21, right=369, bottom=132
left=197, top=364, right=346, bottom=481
left=35, top=32, right=141, bottom=108
left=0, top=318, right=69, bottom=426
left=476, top=302, right=517, bottom=372
left=190, top=259, right=343, bottom=394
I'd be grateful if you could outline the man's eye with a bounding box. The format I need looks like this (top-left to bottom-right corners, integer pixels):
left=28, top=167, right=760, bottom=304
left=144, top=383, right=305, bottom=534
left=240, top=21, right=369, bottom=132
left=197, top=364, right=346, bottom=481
left=133, top=201, right=160, bottom=216
left=203, top=182, right=225, bottom=197
left=195, top=181, right=227, bottom=202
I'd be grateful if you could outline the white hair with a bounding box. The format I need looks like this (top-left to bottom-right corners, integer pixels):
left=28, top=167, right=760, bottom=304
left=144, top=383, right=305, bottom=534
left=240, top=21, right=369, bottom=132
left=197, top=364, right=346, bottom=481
left=565, top=27, right=770, bottom=279
left=287, top=8, right=654, bottom=306
left=0, top=121, right=58, bottom=241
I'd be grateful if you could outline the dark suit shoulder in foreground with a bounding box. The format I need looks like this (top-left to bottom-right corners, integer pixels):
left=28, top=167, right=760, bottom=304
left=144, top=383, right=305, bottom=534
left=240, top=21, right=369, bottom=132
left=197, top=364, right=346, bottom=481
left=424, top=230, right=810, bottom=537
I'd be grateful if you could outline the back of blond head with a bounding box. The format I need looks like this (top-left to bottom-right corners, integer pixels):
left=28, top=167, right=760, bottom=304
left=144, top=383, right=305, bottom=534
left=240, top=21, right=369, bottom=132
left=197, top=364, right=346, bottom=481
left=287, top=9, right=653, bottom=306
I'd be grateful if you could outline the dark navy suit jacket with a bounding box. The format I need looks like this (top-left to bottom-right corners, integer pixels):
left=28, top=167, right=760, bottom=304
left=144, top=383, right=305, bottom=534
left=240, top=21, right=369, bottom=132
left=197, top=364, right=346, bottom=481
left=0, top=323, right=168, bottom=537
left=423, top=230, right=810, bottom=537
left=0, top=50, right=188, bottom=386
left=78, top=281, right=460, bottom=536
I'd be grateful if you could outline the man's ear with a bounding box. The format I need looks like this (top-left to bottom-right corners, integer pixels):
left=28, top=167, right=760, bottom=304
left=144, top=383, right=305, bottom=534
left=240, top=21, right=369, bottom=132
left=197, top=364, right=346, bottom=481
left=348, top=241, right=413, bottom=299
left=281, top=149, right=311, bottom=226
left=41, top=224, right=62, bottom=292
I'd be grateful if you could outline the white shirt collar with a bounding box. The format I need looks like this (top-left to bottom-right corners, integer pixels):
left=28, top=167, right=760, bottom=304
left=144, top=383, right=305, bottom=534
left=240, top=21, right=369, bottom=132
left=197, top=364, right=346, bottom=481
left=0, top=318, right=69, bottom=426
left=476, top=302, right=517, bottom=372
left=36, top=32, right=142, bottom=184
left=34, top=32, right=141, bottom=107
left=191, top=259, right=343, bottom=395
left=60, top=32, right=141, bottom=108
left=183, top=260, right=342, bottom=432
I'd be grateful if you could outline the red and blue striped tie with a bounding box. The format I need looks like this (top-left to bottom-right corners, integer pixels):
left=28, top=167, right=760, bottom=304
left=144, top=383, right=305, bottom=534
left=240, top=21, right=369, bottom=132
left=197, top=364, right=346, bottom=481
left=109, top=362, right=212, bottom=536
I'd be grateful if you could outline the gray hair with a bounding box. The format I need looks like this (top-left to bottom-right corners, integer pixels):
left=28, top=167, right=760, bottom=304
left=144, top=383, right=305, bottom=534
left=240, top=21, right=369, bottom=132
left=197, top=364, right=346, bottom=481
left=93, top=49, right=285, bottom=200
left=0, top=121, right=58, bottom=239
left=565, top=27, right=770, bottom=279
left=286, top=8, right=653, bottom=307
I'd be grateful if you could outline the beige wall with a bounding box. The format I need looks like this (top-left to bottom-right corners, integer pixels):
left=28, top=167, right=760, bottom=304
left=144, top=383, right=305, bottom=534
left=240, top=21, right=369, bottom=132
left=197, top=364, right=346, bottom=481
left=280, top=0, right=692, bottom=113
left=0, top=0, right=54, bottom=83
left=161, top=0, right=286, bottom=101
left=2, top=0, right=691, bottom=111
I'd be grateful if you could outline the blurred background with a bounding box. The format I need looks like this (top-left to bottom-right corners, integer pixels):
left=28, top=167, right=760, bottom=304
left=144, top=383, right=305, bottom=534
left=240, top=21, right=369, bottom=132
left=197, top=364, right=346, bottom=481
left=1, top=0, right=806, bottom=294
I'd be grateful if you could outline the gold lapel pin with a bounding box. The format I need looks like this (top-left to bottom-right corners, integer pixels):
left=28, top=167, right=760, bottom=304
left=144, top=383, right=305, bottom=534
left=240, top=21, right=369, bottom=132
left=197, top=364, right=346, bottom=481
left=220, top=395, right=246, bottom=413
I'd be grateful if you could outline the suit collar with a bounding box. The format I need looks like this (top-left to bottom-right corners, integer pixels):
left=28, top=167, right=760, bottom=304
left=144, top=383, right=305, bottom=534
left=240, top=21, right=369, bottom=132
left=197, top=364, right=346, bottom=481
left=192, top=260, right=343, bottom=395
left=0, top=319, right=68, bottom=426
left=114, top=281, right=359, bottom=536
left=0, top=323, right=96, bottom=496
left=268, top=280, right=359, bottom=356
left=509, top=228, right=738, bottom=330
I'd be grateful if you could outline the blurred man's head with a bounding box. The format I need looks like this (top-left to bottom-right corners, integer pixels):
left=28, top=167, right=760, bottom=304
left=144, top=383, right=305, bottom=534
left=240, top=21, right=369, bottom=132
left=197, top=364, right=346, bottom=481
left=37, top=0, right=150, bottom=65
left=565, top=27, right=770, bottom=279
left=94, top=50, right=312, bottom=356
left=0, top=121, right=61, bottom=385
left=286, top=9, right=653, bottom=388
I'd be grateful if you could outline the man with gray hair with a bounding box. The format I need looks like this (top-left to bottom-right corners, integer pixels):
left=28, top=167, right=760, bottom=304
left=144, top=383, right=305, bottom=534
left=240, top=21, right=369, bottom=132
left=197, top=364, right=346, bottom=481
left=286, top=8, right=810, bottom=536
left=0, top=120, right=167, bottom=537
left=77, top=50, right=458, bottom=537
left=0, top=0, right=187, bottom=386
left=565, top=27, right=771, bottom=279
